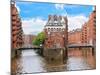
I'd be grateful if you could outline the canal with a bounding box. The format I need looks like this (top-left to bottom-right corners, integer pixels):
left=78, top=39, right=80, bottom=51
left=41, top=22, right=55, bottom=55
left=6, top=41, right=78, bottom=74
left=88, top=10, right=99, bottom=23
left=11, top=48, right=96, bottom=75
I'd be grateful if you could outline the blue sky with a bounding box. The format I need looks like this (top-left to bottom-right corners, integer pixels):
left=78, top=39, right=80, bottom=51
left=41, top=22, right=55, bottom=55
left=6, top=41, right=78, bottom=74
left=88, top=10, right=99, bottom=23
left=15, top=1, right=94, bottom=35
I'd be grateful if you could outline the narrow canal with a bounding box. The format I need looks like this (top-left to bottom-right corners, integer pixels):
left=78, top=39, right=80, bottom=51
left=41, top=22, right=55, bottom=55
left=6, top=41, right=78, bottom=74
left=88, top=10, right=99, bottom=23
left=11, top=48, right=96, bottom=75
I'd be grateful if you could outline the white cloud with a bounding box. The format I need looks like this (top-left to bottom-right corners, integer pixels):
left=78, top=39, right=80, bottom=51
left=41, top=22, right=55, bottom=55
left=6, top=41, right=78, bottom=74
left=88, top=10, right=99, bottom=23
left=22, top=15, right=88, bottom=35
left=92, top=6, right=95, bottom=11
left=22, top=17, right=46, bottom=35
left=67, top=15, right=89, bottom=31
left=55, top=4, right=65, bottom=10
left=55, top=12, right=88, bottom=31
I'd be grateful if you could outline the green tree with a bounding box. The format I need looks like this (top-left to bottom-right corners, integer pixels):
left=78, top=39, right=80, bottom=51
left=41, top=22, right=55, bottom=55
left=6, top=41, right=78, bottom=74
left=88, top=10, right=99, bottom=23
left=32, top=32, right=46, bottom=46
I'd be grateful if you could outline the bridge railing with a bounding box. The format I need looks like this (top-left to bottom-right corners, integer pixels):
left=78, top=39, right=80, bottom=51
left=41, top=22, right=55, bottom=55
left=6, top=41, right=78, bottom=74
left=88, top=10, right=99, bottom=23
left=67, top=43, right=94, bottom=48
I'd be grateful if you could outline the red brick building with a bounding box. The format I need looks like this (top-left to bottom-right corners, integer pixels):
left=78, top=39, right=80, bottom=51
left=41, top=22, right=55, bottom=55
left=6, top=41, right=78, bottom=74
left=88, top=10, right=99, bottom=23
left=68, top=6, right=96, bottom=46
left=68, top=29, right=82, bottom=45
left=11, top=2, right=23, bottom=49
left=44, top=15, right=68, bottom=49
left=81, top=7, right=96, bottom=45
left=11, top=2, right=23, bottom=57
left=23, top=34, right=36, bottom=46
left=43, top=15, right=68, bottom=64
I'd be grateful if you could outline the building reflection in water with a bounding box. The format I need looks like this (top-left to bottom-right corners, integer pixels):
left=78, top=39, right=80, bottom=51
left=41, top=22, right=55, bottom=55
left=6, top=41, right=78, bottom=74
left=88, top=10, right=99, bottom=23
left=11, top=48, right=96, bottom=74
left=67, top=48, right=96, bottom=71
left=11, top=57, right=22, bottom=75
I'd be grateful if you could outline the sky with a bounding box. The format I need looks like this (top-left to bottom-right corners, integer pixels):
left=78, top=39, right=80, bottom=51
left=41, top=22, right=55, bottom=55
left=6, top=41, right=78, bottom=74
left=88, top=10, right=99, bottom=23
left=15, top=1, right=94, bottom=35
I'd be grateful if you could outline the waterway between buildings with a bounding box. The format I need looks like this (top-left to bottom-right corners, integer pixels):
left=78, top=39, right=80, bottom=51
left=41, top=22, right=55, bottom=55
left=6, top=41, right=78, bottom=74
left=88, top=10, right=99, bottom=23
left=11, top=48, right=96, bottom=75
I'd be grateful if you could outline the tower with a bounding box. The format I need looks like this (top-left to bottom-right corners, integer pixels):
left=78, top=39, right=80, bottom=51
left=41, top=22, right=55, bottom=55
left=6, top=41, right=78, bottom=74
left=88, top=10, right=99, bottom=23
left=43, top=15, right=68, bottom=64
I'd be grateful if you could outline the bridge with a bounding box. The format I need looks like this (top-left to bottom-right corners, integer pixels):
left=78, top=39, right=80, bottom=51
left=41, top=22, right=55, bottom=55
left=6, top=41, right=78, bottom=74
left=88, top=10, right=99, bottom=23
left=17, top=44, right=41, bottom=50
left=17, top=43, right=95, bottom=50
left=67, top=44, right=94, bottom=48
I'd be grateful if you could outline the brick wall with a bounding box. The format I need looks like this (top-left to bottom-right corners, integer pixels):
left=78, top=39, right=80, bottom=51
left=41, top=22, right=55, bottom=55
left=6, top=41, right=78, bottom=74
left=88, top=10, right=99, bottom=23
left=68, top=7, right=96, bottom=46
left=11, top=2, right=24, bottom=49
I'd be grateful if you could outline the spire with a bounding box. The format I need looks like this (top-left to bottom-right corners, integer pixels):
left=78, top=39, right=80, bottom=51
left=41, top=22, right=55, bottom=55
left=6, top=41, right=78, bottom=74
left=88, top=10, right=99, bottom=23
left=11, top=0, right=15, bottom=8
left=11, top=0, right=15, bottom=4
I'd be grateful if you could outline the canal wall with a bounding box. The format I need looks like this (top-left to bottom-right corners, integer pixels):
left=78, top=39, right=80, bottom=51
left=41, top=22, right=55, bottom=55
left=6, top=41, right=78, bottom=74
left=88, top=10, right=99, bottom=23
left=43, top=48, right=67, bottom=64
left=11, top=48, right=22, bottom=58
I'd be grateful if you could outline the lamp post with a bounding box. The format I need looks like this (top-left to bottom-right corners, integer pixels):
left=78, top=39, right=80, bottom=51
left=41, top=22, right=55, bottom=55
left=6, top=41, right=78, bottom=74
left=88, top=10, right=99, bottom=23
left=63, top=34, right=65, bottom=48
left=40, top=44, right=43, bottom=55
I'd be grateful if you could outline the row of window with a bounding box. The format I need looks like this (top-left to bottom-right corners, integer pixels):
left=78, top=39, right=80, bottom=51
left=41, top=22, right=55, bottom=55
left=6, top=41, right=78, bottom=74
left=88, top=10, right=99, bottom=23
left=47, top=23, right=64, bottom=26
left=12, top=39, right=23, bottom=44
left=48, top=15, right=63, bottom=21
left=46, top=28, right=65, bottom=32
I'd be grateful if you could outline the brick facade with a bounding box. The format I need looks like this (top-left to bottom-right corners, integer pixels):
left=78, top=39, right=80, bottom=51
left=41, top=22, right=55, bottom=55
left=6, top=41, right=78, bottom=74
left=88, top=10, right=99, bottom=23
left=44, top=15, right=68, bottom=49
left=23, top=34, right=36, bottom=46
left=11, top=2, right=24, bottom=49
left=81, top=7, right=96, bottom=45
left=43, top=15, right=68, bottom=64
left=68, top=29, right=82, bottom=45
left=68, top=6, right=96, bottom=46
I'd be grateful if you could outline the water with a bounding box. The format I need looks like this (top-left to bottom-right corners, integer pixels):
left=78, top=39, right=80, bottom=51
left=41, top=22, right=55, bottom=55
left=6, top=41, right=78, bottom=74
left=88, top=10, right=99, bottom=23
left=11, top=48, right=96, bottom=75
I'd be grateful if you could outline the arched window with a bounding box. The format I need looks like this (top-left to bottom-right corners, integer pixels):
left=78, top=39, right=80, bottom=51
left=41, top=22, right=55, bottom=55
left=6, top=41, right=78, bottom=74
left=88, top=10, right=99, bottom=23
left=51, top=28, right=53, bottom=31
left=59, top=28, right=61, bottom=31
left=48, top=28, right=50, bottom=31
left=54, top=28, right=56, bottom=32
left=57, top=28, right=59, bottom=31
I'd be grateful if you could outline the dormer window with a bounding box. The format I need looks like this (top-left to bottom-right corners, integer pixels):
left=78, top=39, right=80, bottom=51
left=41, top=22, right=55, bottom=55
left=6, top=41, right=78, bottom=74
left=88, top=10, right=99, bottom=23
left=54, top=15, right=57, bottom=21
left=48, top=15, right=52, bottom=21
left=59, top=16, right=62, bottom=20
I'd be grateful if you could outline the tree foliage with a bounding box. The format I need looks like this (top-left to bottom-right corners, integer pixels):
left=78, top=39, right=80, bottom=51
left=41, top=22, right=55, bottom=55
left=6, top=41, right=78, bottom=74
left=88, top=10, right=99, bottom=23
left=32, top=32, right=46, bottom=46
